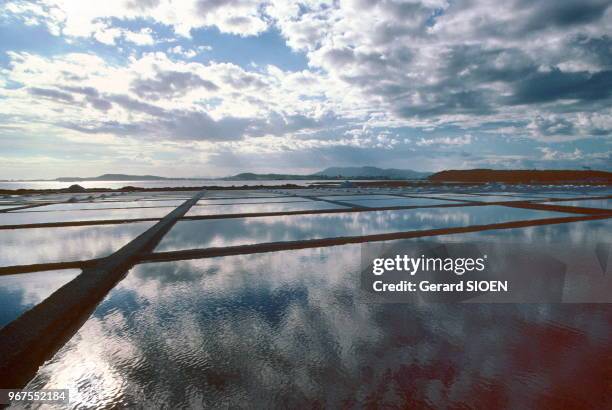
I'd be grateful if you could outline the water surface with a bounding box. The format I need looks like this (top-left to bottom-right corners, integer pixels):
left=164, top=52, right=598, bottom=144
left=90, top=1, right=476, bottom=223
left=541, top=199, right=611, bottom=210
left=159, top=206, right=570, bottom=251
left=436, top=194, right=537, bottom=202
left=184, top=201, right=347, bottom=217
left=0, top=269, right=81, bottom=328
left=196, top=197, right=307, bottom=205
left=318, top=195, right=402, bottom=201
left=23, top=247, right=612, bottom=408
left=0, top=222, right=155, bottom=267
left=340, top=197, right=462, bottom=208
left=27, top=200, right=186, bottom=211
left=0, top=208, right=174, bottom=226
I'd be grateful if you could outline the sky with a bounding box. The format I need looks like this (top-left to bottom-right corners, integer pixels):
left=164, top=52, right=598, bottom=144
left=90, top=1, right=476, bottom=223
left=0, top=0, right=611, bottom=179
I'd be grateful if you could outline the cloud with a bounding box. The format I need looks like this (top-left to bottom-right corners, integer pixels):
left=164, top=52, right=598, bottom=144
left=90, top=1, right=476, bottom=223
left=525, top=111, right=612, bottom=140
left=528, top=115, right=576, bottom=138
left=7, top=1, right=612, bottom=137
left=510, top=68, right=612, bottom=105
left=158, top=110, right=253, bottom=140
left=36, top=85, right=257, bottom=141
left=415, top=135, right=473, bottom=147
left=521, top=0, right=611, bottom=32
left=125, top=0, right=161, bottom=11
left=61, top=86, right=112, bottom=111
left=131, top=70, right=219, bottom=100
left=535, top=146, right=611, bottom=168
left=91, top=25, right=155, bottom=46
left=167, top=45, right=211, bottom=58
left=2, top=0, right=612, bottom=177
left=568, top=34, right=612, bottom=68
left=539, top=147, right=584, bottom=161
left=123, top=28, right=155, bottom=45
left=2, top=0, right=271, bottom=38
left=271, top=0, right=612, bottom=137
left=222, top=68, right=268, bottom=90
left=28, top=87, right=75, bottom=103
left=2, top=51, right=346, bottom=146
left=106, top=94, right=166, bottom=117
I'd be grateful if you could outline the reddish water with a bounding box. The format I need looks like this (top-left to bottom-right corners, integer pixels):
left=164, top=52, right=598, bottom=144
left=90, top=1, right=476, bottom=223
left=23, top=241, right=612, bottom=408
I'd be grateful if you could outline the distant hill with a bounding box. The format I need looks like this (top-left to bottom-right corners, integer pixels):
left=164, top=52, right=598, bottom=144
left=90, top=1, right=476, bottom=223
left=224, top=167, right=430, bottom=180
left=56, top=174, right=179, bottom=182
left=315, top=166, right=430, bottom=179
left=428, top=169, right=612, bottom=184
left=224, top=173, right=312, bottom=181
left=55, top=167, right=431, bottom=182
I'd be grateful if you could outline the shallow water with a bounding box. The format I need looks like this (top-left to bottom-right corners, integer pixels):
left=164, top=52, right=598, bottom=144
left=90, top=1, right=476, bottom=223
left=0, top=269, right=81, bottom=328
left=541, top=198, right=611, bottom=210
left=0, top=207, right=174, bottom=226
left=5, top=189, right=611, bottom=408
left=425, top=218, right=612, bottom=302
left=435, top=194, right=537, bottom=202
left=318, top=195, right=403, bottom=201
left=158, top=206, right=570, bottom=251
left=196, top=197, right=308, bottom=205
left=27, top=200, right=187, bottom=211
left=201, top=191, right=289, bottom=198
left=340, top=197, right=461, bottom=207
left=442, top=217, right=611, bottom=245
left=23, top=246, right=612, bottom=408
left=184, top=201, right=348, bottom=217
left=0, top=222, right=155, bottom=267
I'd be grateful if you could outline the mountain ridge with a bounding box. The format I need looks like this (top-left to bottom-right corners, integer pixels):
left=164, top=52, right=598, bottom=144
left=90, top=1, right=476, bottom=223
left=53, top=167, right=431, bottom=181
left=51, top=168, right=612, bottom=183
left=314, top=166, right=430, bottom=179
left=55, top=174, right=182, bottom=182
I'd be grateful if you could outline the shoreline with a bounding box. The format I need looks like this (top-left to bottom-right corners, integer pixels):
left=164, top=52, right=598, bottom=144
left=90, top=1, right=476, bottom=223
left=1, top=180, right=611, bottom=196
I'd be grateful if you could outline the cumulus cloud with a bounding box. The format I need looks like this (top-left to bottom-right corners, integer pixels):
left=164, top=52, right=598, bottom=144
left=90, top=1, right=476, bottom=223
left=535, top=147, right=612, bottom=169
left=526, top=110, right=612, bottom=141
left=1, top=50, right=349, bottom=146
left=510, top=68, right=612, bottom=105
left=528, top=115, right=576, bottom=139
left=61, top=86, right=113, bottom=111
left=1, top=0, right=271, bottom=38
left=539, top=147, right=584, bottom=161
left=28, top=87, right=74, bottom=103
left=2, top=0, right=612, bottom=176
left=6, top=0, right=612, bottom=138
left=269, top=0, right=612, bottom=139
left=167, top=45, right=211, bottom=58
left=131, top=70, right=219, bottom=100
left=415, top=135, right=473, bottom=147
